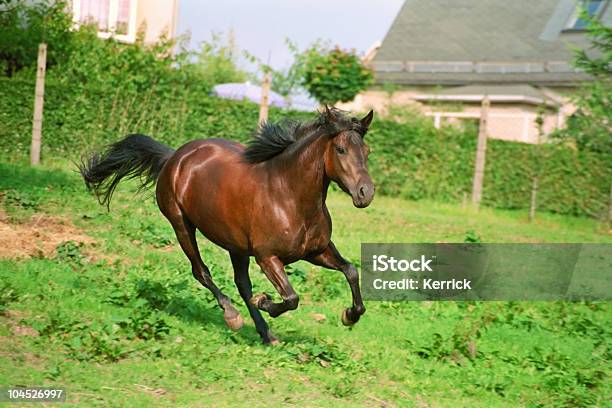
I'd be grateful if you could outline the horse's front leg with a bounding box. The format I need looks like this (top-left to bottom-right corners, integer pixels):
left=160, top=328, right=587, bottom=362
left=251, top=256, right=299, bottom=318
left=307, top=241, right=365, bottom=325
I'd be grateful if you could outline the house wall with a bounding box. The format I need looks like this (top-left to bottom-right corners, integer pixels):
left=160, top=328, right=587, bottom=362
left=136, top=0, right=178, bottom=44
left=70, top=0, right=178, bottom=44
left=341, top=88, right=569, bottom=144
left=448, top=103, right=544, bottom=143
left=339, top=87, right=434, bottom=116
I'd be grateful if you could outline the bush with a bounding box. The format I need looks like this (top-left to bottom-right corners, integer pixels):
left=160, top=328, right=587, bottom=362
left=552, top=9, right=612, bottom=155
left=366, top=115, right=611, bottom=218
left=0, top=0, right=73, bottom=76
left=295, top=43, right=373, bottom=105
left=0, top=7, right=609, bottom=218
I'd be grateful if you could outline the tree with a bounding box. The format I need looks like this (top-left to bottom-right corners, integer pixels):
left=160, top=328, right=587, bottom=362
left=0, top=0, right=73, bottom=77
left=270, top=67, right=299, bottom=97
left=290, top=41, right=373, bottom=106
left=193, top=31, right=247, bottom=86
left=554, top=9, right=611, bottom=154
left=241, top=47, right=294, bottom=97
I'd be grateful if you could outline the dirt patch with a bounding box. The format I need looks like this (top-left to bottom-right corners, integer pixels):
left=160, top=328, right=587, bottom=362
left=0, top=336, right=43, bottom=366
left=2, top=310, right=38, bottom=337
left=12, top=324, right=39, bottom=337
left=4, top=309, right=38, bottom=338
left=134, top=384, right=167, bottom=398
left=0, top=210, right=94, bottom=259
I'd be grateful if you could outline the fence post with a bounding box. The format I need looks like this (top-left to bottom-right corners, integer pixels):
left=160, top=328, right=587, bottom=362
left=471, top=95, right=490, bottom=209
left=258, top=71, right=271, bottom=127
left=30, top=43, right=47, bottom=165
left=529, top=177, right=538, bottom=222
left=530, top=107, right=545, bottom=223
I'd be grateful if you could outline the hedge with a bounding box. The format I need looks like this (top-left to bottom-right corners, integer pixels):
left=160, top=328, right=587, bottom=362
left=1, top=76, right=610, bottom=218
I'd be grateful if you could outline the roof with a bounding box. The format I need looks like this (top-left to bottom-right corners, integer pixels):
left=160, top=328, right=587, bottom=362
left=372, top=0, right=611, bottom=85
left=412, top=85, right=559, bottom=106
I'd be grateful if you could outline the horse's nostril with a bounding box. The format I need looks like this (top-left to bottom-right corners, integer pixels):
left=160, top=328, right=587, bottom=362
left=359, top=185, right=366, bottom=198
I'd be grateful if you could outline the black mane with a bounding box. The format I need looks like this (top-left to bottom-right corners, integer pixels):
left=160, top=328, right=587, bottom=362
left=243, top=108, right=367, bottom=163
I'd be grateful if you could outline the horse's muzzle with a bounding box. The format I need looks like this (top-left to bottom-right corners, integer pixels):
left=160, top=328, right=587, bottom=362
left=352, top=181, right=375, bottom=208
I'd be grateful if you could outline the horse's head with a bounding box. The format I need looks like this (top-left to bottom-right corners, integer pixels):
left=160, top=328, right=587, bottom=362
left=323, top=108, right=375, bottom=208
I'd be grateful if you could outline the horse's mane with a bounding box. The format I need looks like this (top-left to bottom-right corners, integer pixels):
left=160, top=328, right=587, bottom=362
left=242, top=108, right=367, bottom=163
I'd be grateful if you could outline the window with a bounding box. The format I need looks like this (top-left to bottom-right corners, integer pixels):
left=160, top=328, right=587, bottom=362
left=116, top=0, right=131, bottom=35
left=72, top=0, right=138, bottom=42
left=566, top=0, right=608, bottom=30
left=79, top=0, right=109, bottom=30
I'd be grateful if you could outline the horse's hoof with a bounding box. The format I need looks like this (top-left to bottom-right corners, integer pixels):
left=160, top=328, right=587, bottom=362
left=250, top=293, right=270, bottom=308
left=224, top=309, right=244, bottom=331
left=261, top=329, right=280, bottom=345
left=263, top=336, right=281, bottom=346
left=341, top=308, right=356, bottom=326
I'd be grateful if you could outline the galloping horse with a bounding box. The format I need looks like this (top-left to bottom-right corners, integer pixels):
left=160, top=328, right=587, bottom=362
left=80, top=107, right=375, bottom=344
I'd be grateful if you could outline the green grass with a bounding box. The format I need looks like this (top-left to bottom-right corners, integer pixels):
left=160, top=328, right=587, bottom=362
left=0, top=161, right=610, bottom=407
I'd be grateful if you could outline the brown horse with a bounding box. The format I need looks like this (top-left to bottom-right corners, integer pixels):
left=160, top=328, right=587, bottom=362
left=80, top=107, right=375, bottom=344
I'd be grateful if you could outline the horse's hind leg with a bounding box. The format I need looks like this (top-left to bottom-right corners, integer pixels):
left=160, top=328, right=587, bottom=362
left=166, top=209, right=243, bottom=331
left=230, top=252, right=279, bottom=345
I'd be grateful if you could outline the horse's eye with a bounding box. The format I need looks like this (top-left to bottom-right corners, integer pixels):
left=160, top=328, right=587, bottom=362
left=335, top=146, right=347, bottom=155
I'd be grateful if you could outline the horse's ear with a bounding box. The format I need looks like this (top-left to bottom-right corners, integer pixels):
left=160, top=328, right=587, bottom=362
left=360, top=110, right=374, bottom=134
left=324, top=105, right=336, bottom=121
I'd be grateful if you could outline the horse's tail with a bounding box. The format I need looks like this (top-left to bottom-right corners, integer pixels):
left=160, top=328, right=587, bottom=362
left=79, top=134, right=175, bottom=208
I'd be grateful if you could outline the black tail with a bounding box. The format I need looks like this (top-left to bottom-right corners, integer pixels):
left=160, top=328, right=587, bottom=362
left=79, top=134, right=175, bottom=208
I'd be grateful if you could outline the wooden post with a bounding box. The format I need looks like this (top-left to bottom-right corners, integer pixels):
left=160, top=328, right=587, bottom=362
left=434, top=113, right=441, bottom=129
left=529, top=177, right=538, bottom=223
left=258, top=72, right=271, bottom=126
left=30, top=43, right=47, bottom=165
left=471, top=95, right=490, bottom=209
left=530, top=108, right=544, bottom=223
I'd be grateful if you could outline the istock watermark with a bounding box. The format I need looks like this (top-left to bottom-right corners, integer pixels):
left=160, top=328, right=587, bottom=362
left=361, top=244, right=611, bottom=301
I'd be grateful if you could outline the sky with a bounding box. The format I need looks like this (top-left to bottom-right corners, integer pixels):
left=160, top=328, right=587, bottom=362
left=177, top=0, right=405, bottom=71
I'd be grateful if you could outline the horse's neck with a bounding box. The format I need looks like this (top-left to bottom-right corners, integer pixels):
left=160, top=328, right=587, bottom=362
left=271, top=133, right=330, bottom=211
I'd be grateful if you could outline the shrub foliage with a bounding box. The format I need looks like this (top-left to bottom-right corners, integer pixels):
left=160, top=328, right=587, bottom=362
left=0, top=3, right=609, bottom=218
left=552, top=9, right=612, bottom=155
left=295, top=43, right=373, bottom=105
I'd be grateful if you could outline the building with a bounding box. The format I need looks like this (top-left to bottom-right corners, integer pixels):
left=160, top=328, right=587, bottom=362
left=347, top=0, right=611, bottom=143
left=70, top=0, right=179, bottom=45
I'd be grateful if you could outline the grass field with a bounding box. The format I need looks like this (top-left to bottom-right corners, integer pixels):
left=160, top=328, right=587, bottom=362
left=0, top=160, right=610, bottom=407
